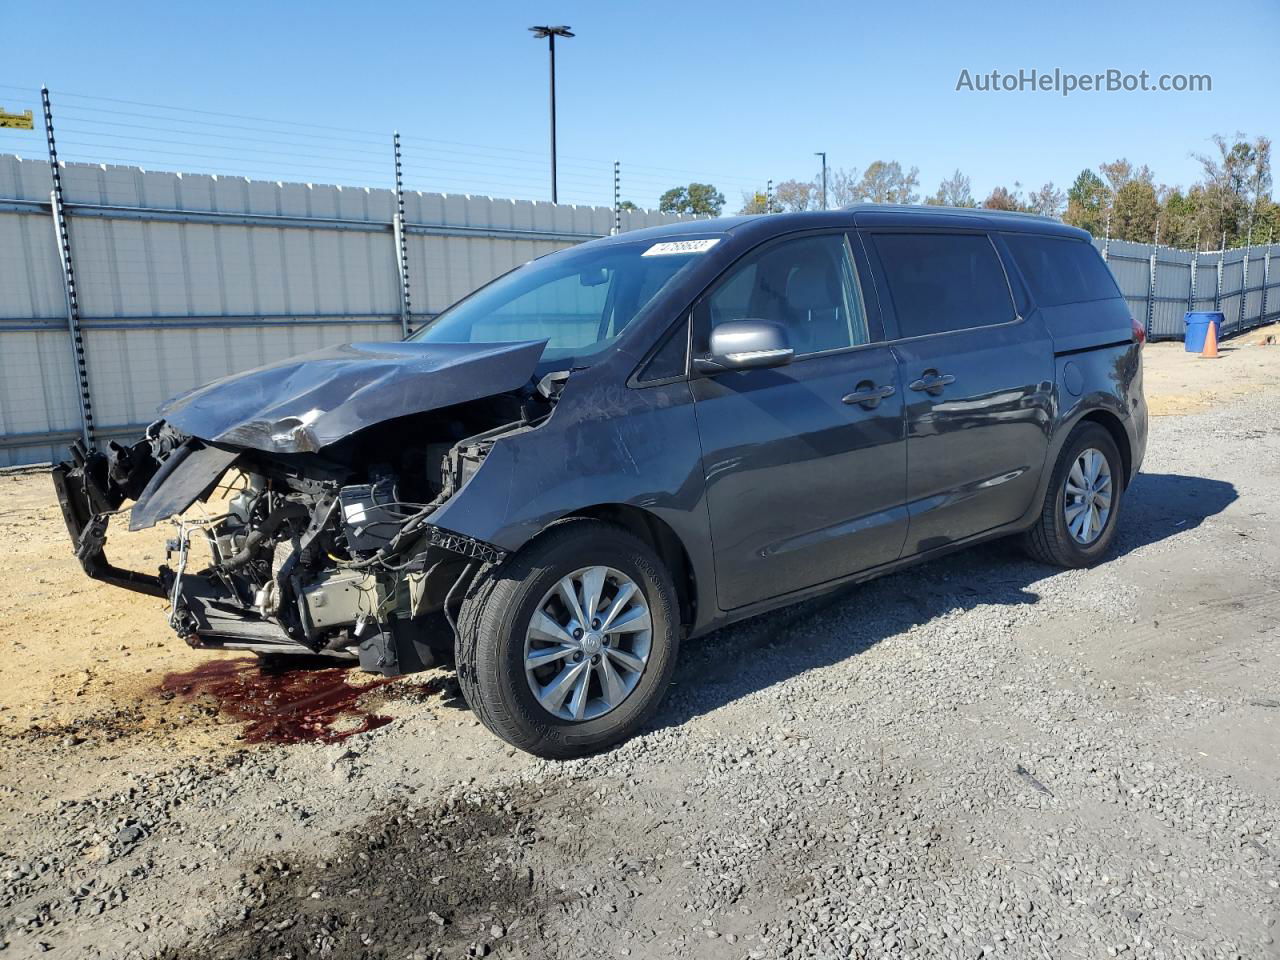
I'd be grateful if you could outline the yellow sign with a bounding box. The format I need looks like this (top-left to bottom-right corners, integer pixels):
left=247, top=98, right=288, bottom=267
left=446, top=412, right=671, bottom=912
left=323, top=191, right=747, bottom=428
left=0, top=107, right=35, bottom=130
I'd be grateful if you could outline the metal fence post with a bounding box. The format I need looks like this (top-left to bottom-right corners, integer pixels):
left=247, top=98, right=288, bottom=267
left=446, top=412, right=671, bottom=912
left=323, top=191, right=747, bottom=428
left=1263, top=230, right=1273, bottom=323
left=42, top=86, right=94, bottom=450
left=1188, top=247, right=1198, bottom=313
left=392, top=131, right=413, bottom=337
left=766, top=179, right=774, bottom=214
left=1101, top=211, right=1111, bottom=263
left=612, top=161, right=621, bottom=236
left=1146, top=242, right=1158, bottom=340
left=1214, top=233, right=1225, bottom=312
left=1239, top=233, right=1251, bottom=331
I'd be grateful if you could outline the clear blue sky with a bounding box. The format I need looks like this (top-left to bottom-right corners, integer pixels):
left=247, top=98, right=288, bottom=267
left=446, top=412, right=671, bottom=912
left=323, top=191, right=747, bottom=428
left=2, top=0, right=1275, bottom=210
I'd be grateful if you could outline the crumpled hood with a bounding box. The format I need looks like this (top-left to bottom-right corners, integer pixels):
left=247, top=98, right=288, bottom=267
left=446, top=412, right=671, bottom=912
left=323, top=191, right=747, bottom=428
left=161, top=339, right=548, bottom=454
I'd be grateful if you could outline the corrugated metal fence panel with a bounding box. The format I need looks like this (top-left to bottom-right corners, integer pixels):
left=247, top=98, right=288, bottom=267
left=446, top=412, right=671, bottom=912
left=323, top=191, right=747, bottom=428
left=1219, top=250, right=1246, bottom=335
left=0, top=156, right=685, bottom=466
left=0, top=158, right=83, bottom=467
left=1151, top=247, right=1193, bottom=339
left=1099, top=240, right=1151, bottom=329
left=1088, top=239, right=1280, bottom=341
left=1190, top=253, right=1220, bottom=314
left=1265, top=251, right=1280, bottom=322
left=1242, top=249, right=1265, bottom=328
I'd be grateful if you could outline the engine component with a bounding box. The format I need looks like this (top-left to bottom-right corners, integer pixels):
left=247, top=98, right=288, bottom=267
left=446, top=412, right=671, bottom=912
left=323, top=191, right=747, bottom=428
left=338, top=478, right=401, bottom=553
left=299, top=570, right=377, bottom=631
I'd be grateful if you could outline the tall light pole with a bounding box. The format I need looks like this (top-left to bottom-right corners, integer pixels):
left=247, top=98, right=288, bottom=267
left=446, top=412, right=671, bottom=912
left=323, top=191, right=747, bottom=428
left=529, top=25, right=574, bottom=204
left=814, top=151, right=828, bottom=210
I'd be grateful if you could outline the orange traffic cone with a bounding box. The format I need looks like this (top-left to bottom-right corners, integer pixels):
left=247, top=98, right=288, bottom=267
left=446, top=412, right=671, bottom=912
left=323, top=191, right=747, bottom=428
left=1200, top=321, right=1220, bottom=359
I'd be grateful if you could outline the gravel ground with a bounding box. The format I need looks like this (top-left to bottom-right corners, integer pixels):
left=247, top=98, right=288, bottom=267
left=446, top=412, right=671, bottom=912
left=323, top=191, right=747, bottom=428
left=2, top=341, right=1279, bottom=960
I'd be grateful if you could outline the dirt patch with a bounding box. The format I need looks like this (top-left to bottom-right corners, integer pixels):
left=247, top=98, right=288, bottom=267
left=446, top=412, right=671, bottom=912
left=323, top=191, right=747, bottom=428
left=1144, top=321, right=1280, bottom=416
left=162, top=785, right=573, bottom=960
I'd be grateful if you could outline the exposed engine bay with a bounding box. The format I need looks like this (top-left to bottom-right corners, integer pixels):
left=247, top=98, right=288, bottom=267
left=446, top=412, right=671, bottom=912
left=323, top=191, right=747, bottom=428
left=52, top=358, right=563, bottom=676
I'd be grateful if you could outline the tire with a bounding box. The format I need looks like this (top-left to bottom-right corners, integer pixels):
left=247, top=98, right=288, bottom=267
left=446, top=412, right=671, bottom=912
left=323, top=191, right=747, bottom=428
left=455, top=519, right=680, bottom=758
left=1022, top=422, right=1125, bottom=568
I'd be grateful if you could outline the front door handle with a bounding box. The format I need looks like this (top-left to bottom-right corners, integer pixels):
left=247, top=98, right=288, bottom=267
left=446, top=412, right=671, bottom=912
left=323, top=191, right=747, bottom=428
left=842, top=382, right=896, bottom=409
left=908, top=371, right=956, bottom=396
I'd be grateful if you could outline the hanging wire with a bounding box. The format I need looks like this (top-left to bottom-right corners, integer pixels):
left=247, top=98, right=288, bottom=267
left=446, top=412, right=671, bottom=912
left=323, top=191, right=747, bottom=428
left=0, top=82, right=769, bottom=209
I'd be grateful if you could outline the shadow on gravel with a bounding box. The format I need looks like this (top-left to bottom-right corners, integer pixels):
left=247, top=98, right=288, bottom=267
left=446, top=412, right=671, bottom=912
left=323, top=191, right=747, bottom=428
left=1110, top=471, right=1238, bottom=559
left=652, top=471, right=1236, bottom=731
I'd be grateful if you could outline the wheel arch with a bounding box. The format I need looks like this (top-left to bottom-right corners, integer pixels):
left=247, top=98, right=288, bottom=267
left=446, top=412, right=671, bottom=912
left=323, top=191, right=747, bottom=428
left=549, top=504, right=699, bottom=633
left=1076, top=408, right=1133, bottom=485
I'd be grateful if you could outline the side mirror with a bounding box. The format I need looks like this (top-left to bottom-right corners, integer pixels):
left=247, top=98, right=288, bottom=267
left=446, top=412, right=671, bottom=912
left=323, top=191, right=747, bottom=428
left=693, top=320, right=794, bottom=374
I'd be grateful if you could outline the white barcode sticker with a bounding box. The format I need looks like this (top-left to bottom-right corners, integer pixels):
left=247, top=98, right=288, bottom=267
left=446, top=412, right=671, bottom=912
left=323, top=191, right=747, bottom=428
left=641, top=238, right=721, bottom=257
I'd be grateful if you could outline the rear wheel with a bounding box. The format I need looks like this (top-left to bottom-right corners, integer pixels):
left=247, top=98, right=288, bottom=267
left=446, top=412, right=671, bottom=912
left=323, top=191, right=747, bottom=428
left=455, top=519, right=679, bottom=758
left=1022, top=422, right=1125, bottom=567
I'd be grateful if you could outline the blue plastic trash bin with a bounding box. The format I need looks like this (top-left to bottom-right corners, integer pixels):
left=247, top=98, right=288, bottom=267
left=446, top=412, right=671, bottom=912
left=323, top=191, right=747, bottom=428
left=1183, top=312, right=1224, bottom=352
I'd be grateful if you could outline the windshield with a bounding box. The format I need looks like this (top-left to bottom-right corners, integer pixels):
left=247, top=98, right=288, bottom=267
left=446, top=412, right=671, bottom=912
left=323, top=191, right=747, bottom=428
left=409, top=238, right=710, bottom=365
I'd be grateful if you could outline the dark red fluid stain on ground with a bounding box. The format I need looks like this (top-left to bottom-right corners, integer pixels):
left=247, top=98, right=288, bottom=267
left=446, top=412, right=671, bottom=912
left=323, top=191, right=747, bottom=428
left=159, top=657, right=397, bottom=744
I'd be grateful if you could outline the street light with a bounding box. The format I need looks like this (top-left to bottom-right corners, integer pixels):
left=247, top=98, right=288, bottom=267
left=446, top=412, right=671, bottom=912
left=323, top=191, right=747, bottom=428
left=529, top=24, right=574, bottom=204
left=814, top=151, right=827, bottom=210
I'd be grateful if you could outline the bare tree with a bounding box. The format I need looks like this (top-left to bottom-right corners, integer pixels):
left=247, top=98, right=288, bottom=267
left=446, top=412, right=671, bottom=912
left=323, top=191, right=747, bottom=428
left=851, top=161, right=920, bottom=204
left=925, top=169, right=976, bottom=207
left=826, top=168, right=860, bottom=208
left=772, top=179, right=818, bottom=212
left=1026, top=182, right=1065, bottom=218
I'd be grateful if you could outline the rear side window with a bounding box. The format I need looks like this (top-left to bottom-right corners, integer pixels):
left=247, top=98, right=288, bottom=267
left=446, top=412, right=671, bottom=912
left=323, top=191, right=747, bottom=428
left=1003, top=234, right=1122, bottom=306
left=872, top=233, right=1015, bottom=338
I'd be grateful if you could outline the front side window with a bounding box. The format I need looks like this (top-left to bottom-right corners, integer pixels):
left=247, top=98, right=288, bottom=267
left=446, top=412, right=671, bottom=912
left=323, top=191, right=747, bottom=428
left=411, top=239, right=707, bottom=366
left=871, top=233, right=1016, bottom=338
left=702, top=234, right=870, bottom=356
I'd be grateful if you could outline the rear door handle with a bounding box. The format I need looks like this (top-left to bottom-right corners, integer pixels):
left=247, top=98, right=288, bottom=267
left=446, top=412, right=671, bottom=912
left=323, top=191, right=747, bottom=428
left=908, top=371, right=955, bottom=396
left=842, top=382, right=896, bottom=409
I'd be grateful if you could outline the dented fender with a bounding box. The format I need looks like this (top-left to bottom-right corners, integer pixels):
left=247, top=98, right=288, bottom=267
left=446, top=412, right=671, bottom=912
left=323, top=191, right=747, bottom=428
left=427, top=363, right=720, bottom=632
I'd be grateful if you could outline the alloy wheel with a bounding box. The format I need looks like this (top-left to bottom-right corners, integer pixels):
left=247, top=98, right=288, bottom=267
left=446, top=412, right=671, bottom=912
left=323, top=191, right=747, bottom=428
left=523, top=566, right=652, bottom=722
left=1064, top=447, right=1113, bottom=545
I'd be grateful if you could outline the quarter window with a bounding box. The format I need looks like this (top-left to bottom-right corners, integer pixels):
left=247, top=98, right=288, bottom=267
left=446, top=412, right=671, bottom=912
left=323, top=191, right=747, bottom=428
left=1003, top=234, right=1122, bottom=306
left=703, top=234, right=870, bottom=356
left=872, top=233, right=1015, bottom=338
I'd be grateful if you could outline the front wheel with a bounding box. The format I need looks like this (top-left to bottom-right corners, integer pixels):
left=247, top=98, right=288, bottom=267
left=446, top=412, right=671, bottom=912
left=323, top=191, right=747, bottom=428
left=455, top=519, right=680, bottom=758
left=1022, top=422, right=1125, bottom=567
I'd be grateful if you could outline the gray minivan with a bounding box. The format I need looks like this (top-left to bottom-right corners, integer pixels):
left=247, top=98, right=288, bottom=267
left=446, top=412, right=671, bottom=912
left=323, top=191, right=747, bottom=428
left=55, top=205, right=1147, bottom=757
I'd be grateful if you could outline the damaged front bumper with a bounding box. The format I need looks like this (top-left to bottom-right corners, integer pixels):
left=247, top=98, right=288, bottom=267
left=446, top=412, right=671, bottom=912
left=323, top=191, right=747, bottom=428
left=52, top=427, right=511, bottom=677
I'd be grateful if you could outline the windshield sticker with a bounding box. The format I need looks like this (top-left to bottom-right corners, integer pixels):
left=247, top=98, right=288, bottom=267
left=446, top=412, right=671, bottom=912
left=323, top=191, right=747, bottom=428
left=641, top=238, right=721, bottom=257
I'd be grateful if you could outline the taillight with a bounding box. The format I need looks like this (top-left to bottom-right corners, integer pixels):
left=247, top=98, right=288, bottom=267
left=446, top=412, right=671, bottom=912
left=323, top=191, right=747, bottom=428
left=1131, top=318, right=1146, bottom=345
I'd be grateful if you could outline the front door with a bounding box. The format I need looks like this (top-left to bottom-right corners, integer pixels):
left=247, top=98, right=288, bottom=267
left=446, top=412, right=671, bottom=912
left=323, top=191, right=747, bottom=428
left=690, top=232, right=908, bottom=611
left=860, top=230, right=1054, bottom=555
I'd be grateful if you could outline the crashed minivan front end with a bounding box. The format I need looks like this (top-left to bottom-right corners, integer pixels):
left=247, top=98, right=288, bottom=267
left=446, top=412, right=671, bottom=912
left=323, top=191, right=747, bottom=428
left=52, top=337, right=559, bottom=676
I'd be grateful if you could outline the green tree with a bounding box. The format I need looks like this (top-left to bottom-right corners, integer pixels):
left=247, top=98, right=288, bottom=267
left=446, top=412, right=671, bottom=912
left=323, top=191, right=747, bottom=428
left=658, top=182, right=725, bottom=217
left=617, top=200, right=639, bottom=212
left=1158, top=187, right=1201, bottom=249
left=924, top=169, right=976, bottom=207
left=1064, top=169, right=1110, bottom=237
left=1195, top=133, right=1273, bottom=246
left=1111, top=179, right=1159, bottom=242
